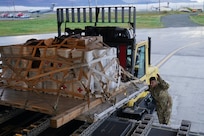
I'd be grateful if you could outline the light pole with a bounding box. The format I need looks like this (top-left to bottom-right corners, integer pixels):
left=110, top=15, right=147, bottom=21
left=88, top=0, right=91, bottom=7
left=203, top=0, right=204, bottom=12
left=95, top=0, right=98, bottom=6
left=159, top=0, right=160, bottom=12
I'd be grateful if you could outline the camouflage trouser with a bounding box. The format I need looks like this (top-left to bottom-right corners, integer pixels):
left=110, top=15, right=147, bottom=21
left=157, top=97, right=172, bottom=124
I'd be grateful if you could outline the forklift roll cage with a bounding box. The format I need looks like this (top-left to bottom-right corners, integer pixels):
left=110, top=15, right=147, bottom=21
left=56, top=6, right=136, bottom=37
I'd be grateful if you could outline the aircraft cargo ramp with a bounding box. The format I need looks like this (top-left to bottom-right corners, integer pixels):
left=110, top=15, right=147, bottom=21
left=75, top=114, right=204, bottom=136
left=0, top=36, right=147, bottom=128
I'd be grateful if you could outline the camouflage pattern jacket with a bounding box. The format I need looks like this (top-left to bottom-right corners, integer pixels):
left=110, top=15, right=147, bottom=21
left=150, top=77, right=171, bottom=111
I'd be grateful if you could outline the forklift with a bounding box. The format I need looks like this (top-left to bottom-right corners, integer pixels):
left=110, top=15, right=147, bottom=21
left=56, top=6, right=158, bottom=135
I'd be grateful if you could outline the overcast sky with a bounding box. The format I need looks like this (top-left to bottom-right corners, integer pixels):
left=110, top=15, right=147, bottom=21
left=122, top=0, right=202, bottom=3
left=0, top=0, right=203, bottom=11
left=0, top=0, right=204, bottom=7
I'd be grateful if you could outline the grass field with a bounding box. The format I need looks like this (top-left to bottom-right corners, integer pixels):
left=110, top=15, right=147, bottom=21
left=136, top=12, right=163, bottom=28
left=190, top=13, right=204, bottom=25
left=0, top=12, right=164, bottom=36
left=0, top=14, right=58, bottom=36
left=0, top=12, right=203, bottom=36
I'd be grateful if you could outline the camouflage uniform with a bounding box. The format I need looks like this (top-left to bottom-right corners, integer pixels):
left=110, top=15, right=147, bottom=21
left=150, top=76, right=172, bottom=124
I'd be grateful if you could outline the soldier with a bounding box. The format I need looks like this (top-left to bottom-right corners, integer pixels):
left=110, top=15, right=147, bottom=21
left=149, top=74, right=172, bottom=125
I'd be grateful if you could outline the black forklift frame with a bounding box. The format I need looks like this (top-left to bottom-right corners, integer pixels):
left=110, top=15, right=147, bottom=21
left=56, top=6, right=137, bottom=75
left=56, top=6, right=136, bottom=37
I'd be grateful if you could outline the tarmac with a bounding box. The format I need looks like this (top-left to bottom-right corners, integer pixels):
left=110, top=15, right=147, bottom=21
left=137, top=26, right=204, bottom=133
left=161, top=13, right=202, bottom=27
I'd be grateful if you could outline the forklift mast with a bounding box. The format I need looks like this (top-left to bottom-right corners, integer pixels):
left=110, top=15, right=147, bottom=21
left=56, top=6, right=137, bottom=74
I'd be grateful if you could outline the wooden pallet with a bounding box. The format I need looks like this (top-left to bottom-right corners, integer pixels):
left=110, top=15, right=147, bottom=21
left=0, top=78, right=145, bottom=128
left=0, top=87, right=101, bottom=128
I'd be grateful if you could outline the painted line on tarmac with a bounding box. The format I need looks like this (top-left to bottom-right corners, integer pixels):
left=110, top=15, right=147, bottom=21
left=156, top=44, right=196, bottom=68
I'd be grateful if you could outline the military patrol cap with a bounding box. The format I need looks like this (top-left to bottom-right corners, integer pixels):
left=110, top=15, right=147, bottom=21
left=150, top=77, right=156, bottom=82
